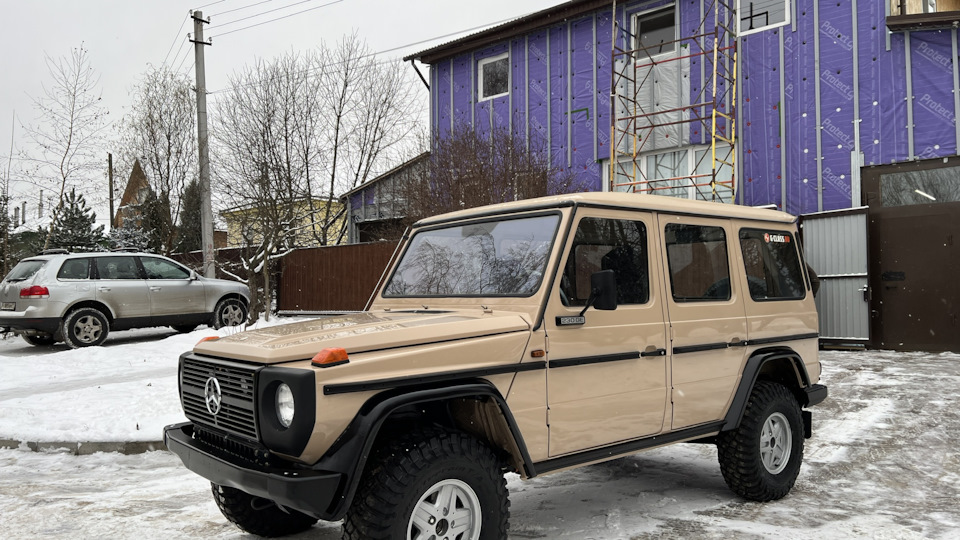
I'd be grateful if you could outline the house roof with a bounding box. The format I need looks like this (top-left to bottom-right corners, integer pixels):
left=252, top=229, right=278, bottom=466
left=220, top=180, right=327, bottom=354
left=404, top=0, right=613, bottom=64
left=340, top=152, right=430, bottom=200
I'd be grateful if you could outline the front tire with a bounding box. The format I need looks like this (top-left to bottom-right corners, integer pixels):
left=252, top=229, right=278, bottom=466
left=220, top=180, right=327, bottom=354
left=343, top=428, right=509, bottom=540
left=211, top=484, right=318, bottom=538
left=62, top=307, right=109, bottom=348
left=717, top=381, right=804, bottom=501
left=212, top=298, right=247, bottom=329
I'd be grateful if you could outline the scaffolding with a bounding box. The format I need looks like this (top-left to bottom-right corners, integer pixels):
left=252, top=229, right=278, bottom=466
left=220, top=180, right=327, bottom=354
left=609, top=0, right=738, bottom=202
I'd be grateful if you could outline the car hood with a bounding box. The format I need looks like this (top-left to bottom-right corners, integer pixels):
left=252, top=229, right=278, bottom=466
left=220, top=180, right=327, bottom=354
left=193, top=310, right=532, bottom=363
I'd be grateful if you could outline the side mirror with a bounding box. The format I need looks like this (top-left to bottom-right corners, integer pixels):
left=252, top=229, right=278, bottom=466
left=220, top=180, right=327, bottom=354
left=578, top=269, right=618, bottom=317
left=189, top=270, right=199, bottom=281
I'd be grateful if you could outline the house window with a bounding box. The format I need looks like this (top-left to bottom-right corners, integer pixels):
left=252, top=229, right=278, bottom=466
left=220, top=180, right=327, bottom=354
left=738, top=0, right=790, bottom=36
left=478, top=53, right=509, bottom=101
left=634, top=5, right=676, bottom=57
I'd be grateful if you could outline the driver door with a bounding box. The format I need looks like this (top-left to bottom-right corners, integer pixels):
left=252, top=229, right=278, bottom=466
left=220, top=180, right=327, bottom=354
left=545, top=209, right=669, bottom=457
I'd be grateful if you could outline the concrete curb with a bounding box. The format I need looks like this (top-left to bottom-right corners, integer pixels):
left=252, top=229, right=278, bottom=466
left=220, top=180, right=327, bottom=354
left=0, top=439, right=166, bottom=455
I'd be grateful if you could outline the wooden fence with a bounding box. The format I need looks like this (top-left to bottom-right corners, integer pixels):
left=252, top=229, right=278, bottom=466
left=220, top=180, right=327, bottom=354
left=277, top=241, right=399, bottom=312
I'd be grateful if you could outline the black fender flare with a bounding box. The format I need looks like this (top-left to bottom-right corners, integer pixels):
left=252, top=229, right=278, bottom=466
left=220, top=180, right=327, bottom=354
left=317, top=380, right=535, bottom=520
left=721, top=347, right=814, bottom=432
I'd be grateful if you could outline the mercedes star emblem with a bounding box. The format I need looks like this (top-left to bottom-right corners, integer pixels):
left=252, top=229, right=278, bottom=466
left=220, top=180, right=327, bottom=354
left=204, top=376, right=222, bottom=415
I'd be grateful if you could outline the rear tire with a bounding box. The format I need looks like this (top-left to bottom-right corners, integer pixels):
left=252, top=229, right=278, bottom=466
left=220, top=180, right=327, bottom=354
left=717, top=381, right=804, bottom=501
left=343, top=427, right=509, bottom=540
left=212, top=298, right=247, bottom=329
left=62, top=307, right=109, bottom=348
left=211, top=483, right=318, bottom=538
left=22, top=334, right=55, bottom=346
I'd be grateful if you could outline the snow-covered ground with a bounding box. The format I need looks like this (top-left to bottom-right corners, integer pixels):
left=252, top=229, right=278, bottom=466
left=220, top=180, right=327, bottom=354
left=1, top=323, right=958, bottom=538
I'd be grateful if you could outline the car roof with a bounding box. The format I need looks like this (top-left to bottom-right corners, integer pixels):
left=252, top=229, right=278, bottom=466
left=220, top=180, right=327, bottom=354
left=414, top=192, right=798, bottom=227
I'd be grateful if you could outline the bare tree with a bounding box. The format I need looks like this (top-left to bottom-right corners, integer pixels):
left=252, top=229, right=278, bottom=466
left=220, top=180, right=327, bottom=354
left=212, top=39, right=423, bottom=319
left=116, top=66, right=197, bottom=254
left=21, top=44, right=109, bottom=249
left=402, top=125, right=589, bottom=223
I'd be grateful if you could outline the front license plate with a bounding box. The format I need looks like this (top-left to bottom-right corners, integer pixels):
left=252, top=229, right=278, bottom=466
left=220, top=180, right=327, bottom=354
left=1, top=302, right=15, bottom=311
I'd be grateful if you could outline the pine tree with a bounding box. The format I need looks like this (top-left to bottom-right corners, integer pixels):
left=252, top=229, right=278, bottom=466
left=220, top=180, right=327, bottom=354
left=108, top=225, right=150, bottom=251
left=48, top=189, right=105, bottom=252
left=176, top=179, right=202, bottom=253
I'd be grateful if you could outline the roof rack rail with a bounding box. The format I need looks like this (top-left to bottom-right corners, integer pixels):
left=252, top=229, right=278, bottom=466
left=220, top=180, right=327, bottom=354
left=39, top=249, right=70, bottom=255
left=110, top=247, right=141, bottom=253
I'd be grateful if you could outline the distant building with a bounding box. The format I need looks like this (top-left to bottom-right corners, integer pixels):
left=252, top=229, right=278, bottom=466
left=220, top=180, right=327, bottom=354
left=220, top=198, right=346, bottom=248
left=113, top=159, right=152, bottom=229
left=342, top=152, right=429, bottom=243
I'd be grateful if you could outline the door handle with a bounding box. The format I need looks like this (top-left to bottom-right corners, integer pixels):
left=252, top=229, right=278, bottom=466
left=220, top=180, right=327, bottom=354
left=640, top=346, right=666, bottom=357
left=728, top=337, right=747, bottom=347
left=97, top=287, right=111, bottom=292
left=149, top=286, right=162, bottom=292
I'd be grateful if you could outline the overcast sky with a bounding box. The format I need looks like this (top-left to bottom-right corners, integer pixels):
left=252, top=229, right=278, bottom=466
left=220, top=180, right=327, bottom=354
left=0, top=0, right=560, bottom=227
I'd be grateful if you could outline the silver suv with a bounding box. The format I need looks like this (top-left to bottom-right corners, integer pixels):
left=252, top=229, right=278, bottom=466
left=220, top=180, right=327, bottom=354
left=0, top=250, right=250, bottom=348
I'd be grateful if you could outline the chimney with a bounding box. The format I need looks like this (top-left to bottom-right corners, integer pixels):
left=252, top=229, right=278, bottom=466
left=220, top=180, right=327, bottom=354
left=21, top=201, right=25, bottom=223
left=38, top=190, right=43, bottom=218
left=13, top=206, right=20, bottom=227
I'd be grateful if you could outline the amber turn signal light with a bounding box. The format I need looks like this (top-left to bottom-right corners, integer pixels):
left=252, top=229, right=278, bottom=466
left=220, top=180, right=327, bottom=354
left=312, top=347, right=349, bottom=368
left=196, top=336, right=219, bottom=345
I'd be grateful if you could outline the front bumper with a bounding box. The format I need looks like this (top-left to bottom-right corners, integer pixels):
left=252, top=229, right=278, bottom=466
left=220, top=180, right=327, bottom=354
left=804, top=384, right=829, bottom=407
left=163, top=422, right=343, bottom=520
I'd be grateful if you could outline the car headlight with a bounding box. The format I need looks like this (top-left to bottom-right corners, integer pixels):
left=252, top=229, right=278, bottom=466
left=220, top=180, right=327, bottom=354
left=276, top=383, right=295, bottom=428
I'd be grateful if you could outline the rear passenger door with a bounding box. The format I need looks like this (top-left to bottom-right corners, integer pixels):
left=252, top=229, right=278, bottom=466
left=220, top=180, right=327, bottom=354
left=94, top=256, right=150, bottom=321
left=545, top=210, right=669, bottom=457
left=658, top=215, right=747, bottom=430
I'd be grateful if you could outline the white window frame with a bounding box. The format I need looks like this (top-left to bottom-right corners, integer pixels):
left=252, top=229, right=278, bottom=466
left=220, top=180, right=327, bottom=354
left=738, top=0, right=791, bottom=36
left=478, top=53, right=510, bottom=101
left=607, top=143, right=736, bottom=203
left=632, top=4, right=678, bottom=60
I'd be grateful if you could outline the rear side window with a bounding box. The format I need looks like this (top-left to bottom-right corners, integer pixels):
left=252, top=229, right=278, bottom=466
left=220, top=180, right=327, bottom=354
left=4, top=260, right=46, bottom=281
left=739, top=229, right=806, bottom=301
left=665, top=223, right=731, bottom=302
left=561, top=218, right=649, bottom=306
left=140, top=257, right=190, bottom=279
left=57, top=258, right=91, bottom=280
left=96, top=257, right=141, bottom=280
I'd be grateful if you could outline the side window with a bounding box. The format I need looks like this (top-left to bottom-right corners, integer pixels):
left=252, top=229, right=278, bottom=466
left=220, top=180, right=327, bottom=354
left=96, top=257, right=141, bottom=280
left=739, top=229, right=806, bottom=301
left=665, top=223, right=731, bottom=302
left=57, top=258, right=91, bottom=280
left=478, top=53, right=509, bottom=101
left=560, top=217, right=649, bottom=306
left=140, top=257, right=190, bottom=280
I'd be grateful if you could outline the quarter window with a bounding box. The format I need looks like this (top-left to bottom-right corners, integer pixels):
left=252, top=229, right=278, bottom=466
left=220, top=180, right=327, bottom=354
left=665, top=224, right=731, bottom=302
left=478, top=53, right=509, bottom=101
left=739, top=229, right=806, bottom=301
left=57, top=258, right=91, bottom=280
left=561, top=218, right=650, bottom=306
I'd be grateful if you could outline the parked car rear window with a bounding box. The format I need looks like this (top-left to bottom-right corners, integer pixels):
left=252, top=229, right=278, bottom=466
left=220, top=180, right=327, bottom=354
left=665, top=224, right=731, bottom=302
left=57, top=258, right=91, bottom=280
left=739, top=229, right=806, bottom=301
left=4, top=260, right=46, bottom=282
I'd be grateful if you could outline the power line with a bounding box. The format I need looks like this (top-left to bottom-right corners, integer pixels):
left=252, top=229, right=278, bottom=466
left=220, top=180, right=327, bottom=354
left=161, top=15, right=190, bottom=66
left=193, top=0, right=230, bottom=9
left=210, top=0, right=276, bottom=18
left=208, top=0, right=345, bottom=39
left=210, top=0, right=326, bottom=30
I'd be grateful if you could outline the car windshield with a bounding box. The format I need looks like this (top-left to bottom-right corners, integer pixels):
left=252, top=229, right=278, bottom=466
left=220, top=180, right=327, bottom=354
left=383, top=214, right=560, bottom=297
left=4, top=260, right=46, bottom=282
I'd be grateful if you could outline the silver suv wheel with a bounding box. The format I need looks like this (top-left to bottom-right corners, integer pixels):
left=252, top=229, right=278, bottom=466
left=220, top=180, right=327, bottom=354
left=760, top=412, right=792, bottom=475
left=407, top=479, right=482, bottom=540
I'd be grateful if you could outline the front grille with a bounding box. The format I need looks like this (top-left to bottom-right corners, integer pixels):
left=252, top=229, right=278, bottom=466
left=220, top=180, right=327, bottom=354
left=181, top=355, right=259, bottom=440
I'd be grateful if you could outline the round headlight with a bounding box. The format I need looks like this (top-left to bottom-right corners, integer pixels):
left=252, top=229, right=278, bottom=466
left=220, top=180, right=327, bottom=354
left=276, top=383, right=295, bottom=428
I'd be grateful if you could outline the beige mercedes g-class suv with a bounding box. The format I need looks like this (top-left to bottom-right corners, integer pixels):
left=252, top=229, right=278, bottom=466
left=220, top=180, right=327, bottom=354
left=164, top=192, right=827, bottom=539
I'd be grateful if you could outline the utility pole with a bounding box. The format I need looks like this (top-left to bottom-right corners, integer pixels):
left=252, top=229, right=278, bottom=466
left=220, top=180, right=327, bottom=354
left=107, top=153, right=114, bottom=228
left=192, top=10, right=215, bottom=278
left=3, top=113, right=14, bottom=276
